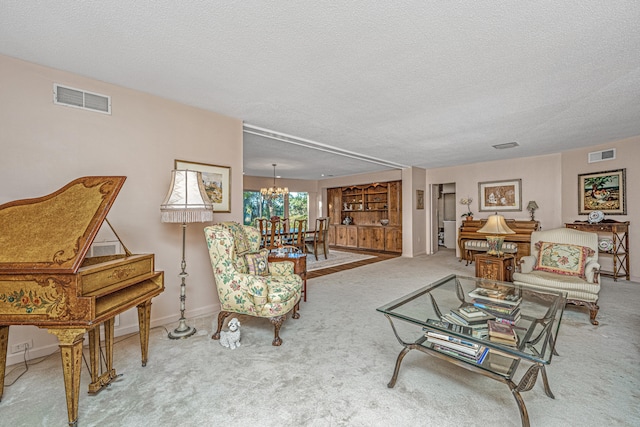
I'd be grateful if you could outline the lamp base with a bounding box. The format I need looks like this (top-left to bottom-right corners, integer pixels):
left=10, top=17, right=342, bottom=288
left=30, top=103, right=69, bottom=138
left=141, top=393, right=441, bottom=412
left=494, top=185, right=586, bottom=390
left=168, top=319, right=197, bottom=340
left=485, top=235, right=506, bottom=257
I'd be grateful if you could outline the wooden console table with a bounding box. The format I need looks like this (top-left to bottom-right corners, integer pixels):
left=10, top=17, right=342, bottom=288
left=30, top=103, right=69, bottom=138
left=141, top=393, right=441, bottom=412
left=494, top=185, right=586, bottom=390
left=565, top=220, right=630, bottom=281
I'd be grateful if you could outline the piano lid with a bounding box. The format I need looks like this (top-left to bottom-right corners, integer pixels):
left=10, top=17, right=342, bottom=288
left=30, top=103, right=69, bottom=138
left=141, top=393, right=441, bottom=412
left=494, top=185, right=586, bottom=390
left=0, top=176, right=126, bottom=274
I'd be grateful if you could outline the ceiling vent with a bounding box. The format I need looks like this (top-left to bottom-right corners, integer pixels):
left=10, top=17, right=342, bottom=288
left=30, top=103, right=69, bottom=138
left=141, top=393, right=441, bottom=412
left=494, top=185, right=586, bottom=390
left=53, top=84, right=111, bottom=114
left=588, top=148, right=616, bottom=163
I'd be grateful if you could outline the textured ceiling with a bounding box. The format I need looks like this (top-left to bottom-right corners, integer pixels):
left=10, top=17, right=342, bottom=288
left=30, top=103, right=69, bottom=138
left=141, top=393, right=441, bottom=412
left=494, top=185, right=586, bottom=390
left=1, top=1, right=639, bottom=179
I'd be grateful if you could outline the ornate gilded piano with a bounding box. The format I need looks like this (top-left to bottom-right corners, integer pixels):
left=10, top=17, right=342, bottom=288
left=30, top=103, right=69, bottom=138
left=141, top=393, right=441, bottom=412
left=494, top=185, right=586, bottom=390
left=0, top=176, right=164, bottom=426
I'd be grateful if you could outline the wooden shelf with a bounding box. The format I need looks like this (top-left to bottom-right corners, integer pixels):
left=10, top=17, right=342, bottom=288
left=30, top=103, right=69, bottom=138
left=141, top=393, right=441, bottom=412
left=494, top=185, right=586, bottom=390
left=565, top=220, right=630, bottom=281
left=326, top=181, right=402, bottom=253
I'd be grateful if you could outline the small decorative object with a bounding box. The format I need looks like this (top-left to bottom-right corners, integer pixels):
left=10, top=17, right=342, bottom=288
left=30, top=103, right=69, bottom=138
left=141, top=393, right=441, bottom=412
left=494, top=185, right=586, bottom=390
left=588, top=210, right=605, bottom=224
left=598, top=238, right=614, bottom=252
left=343, top=216, right=353, bottom=225
left=460, top=196, right=473, bottom=220
left=380, top=219, right=389, bottom=226
left=219, top=318, right=241, bottom=349
left=526, top=200, right=539, bottom=221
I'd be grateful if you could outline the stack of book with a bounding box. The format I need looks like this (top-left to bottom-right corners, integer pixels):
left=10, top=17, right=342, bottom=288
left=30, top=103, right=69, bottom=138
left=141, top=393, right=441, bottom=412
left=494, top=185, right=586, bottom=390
left=487, top=320, right=519, bottom=347
left=440, top=306, right=494, bottom=338
left=425, top=329, right=489, bottom=364
left=468, top=287, right=522, bottom=325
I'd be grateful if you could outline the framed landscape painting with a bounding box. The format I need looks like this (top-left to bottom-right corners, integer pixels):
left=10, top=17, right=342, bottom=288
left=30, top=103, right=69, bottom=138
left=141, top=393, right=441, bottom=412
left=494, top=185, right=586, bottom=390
left=578, top=168, right=626, bottom=215
left=175, top=159, right=231, bottom=212
left=478, top=179, right=522, bottom=212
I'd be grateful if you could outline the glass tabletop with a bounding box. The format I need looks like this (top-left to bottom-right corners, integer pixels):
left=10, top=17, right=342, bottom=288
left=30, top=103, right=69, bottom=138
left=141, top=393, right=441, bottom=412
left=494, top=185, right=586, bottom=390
left=377, top=274, right=567, bottom=367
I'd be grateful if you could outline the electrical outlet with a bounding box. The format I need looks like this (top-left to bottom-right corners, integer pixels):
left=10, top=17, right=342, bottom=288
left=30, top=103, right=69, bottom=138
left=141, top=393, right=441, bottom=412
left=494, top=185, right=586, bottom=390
left=114, top=314, right=120, bottom=327
left=10, top=339, right=33, bottom=354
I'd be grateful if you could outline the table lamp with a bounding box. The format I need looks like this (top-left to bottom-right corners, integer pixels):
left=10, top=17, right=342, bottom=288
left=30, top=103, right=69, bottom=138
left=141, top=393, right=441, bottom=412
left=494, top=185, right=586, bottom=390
left=527, top=201, right=539, bottom=221
left=161, top=169, right=213, bottom=339
left=477, top=213, right=515, bottom=256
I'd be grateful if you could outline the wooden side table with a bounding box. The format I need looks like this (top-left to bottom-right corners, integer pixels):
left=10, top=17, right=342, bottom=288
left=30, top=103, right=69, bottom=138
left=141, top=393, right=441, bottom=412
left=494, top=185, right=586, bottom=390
left=474, top=254, right=514, bottom=282
left=268, top=251, right=308, bottom=301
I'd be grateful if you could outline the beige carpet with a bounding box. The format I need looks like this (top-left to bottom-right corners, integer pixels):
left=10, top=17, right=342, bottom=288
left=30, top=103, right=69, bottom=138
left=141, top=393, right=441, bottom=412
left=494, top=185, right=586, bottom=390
left=1, top=249, right=638, bottom=426
left=306, top=249, right=375, bottom=271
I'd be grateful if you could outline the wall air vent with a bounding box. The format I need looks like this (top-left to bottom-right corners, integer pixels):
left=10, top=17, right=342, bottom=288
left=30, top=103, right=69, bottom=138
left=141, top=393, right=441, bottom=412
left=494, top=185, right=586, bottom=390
left=588, top=148, right=616, bottom=163
left=53, top=84, right=111, bottom=114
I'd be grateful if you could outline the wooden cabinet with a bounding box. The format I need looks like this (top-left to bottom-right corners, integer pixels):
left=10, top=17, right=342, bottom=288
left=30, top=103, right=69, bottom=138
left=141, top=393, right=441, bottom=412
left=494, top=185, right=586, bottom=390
left=384, top=227, right=402, bottom=253
left=327, top=187, right=342, bottom=226
left=475, top=254, right=514, bottom=282
left=327, top=180, right=402, bottom=253
left=565, top=220, right=630, bottom=281
left=358, top=226, right=385, bottom=251
left=335, top=225, right=358, bottom=247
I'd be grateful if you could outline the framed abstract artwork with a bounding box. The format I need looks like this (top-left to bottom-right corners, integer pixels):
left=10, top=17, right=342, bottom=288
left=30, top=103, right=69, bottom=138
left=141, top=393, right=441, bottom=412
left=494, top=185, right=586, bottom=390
left=578, top=168, right=626, bottom=215
left=478, top=179, right=522, bottom=212
left=175, top=159, right=231, bottom=212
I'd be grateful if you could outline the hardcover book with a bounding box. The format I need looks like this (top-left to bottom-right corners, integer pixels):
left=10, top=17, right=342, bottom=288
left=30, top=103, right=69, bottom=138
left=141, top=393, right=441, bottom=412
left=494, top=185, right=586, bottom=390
left=488, top=320, right=518, bottom=341
left=469, top=286, right=522, bottom=306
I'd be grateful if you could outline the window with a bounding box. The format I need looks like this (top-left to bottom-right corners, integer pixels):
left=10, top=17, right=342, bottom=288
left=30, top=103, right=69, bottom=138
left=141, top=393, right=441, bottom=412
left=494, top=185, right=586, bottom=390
left=243, top=191, right=308, bottom=225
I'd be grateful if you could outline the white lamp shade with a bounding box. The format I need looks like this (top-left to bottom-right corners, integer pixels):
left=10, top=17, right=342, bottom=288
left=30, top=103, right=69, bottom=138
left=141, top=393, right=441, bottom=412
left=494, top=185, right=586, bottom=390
left=477, top=214, right=516, bottom=235
left=160, top=170, right=214, bottom=223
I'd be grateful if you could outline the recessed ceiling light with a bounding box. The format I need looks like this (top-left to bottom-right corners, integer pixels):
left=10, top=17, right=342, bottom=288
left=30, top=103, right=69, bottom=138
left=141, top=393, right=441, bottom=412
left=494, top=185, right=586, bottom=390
left=493, top=142, right=520, bottom=149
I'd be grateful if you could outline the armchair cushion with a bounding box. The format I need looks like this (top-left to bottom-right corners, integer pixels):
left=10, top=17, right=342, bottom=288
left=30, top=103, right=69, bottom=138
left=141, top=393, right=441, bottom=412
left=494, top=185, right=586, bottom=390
left=245, top=251, right=269, bottom=276
left=533, top=241, right=595, bottom=279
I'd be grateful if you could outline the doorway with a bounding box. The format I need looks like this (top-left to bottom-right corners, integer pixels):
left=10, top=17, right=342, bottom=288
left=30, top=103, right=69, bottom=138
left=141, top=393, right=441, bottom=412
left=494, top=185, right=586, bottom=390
left=431, top=183, right=456, bottom=254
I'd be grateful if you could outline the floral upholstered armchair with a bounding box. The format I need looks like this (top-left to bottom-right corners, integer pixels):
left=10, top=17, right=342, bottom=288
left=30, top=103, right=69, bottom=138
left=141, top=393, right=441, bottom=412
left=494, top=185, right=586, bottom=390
left=204, top=222, right=302, bottom=345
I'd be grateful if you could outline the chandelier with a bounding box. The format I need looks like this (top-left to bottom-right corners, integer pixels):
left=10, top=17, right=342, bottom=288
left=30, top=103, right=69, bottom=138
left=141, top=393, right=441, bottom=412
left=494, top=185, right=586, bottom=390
left=260, top=163, right=289, bottom=199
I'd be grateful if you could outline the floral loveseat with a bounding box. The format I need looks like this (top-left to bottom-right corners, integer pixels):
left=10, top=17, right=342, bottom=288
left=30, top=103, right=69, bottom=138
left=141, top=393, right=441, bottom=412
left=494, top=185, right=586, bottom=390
left=204, top=222, right=303, bottom=345
left=512, top=228, right=601, bottom=325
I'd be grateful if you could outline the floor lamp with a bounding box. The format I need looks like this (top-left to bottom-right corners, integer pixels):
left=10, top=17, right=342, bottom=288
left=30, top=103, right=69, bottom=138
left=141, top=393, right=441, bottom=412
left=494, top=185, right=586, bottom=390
left=161, top=170, right=213, bottom=339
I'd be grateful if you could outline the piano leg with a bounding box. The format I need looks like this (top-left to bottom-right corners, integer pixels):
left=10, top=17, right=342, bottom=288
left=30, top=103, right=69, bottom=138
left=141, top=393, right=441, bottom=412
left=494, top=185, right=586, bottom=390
left=0, top=325, right=8, bottom=402
left=137, top=300, right=152, bottom=367
left=48, top=328, right=87, bottom=427
left=88, top=318, right=117, bottom=394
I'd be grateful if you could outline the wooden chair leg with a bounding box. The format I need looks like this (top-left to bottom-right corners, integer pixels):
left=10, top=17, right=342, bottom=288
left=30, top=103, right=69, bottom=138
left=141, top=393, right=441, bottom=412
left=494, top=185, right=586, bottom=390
left=211, top=311, right=231, bottom=340
left=270, top=315, right=285, bottom=346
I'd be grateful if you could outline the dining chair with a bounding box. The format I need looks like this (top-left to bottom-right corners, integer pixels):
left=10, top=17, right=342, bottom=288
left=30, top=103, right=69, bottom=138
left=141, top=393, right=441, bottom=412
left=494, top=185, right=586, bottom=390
left=305, top=217, right=329, bottom=260
left=288, top=218, right=307, bottom=252
left=266, top=217, right=284, bottom=249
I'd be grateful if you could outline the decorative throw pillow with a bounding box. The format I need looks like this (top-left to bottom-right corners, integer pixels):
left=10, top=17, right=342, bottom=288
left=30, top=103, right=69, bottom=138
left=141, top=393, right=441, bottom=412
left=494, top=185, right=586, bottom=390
left=222, top=221, right=252, bottom=256
left=245, top=252, right=269, bottom=276
left=534, top=241, right=594, bottom=279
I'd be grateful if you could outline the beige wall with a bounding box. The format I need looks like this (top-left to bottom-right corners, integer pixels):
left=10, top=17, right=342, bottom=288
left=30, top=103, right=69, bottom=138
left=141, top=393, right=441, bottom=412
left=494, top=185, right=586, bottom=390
left=0, top=55, right=243, bottom=365
left=426, top=142, right=638, bottom=282
left=427, top=153, right=563, bottom=256
left=561, top=138, right=638, bottom=281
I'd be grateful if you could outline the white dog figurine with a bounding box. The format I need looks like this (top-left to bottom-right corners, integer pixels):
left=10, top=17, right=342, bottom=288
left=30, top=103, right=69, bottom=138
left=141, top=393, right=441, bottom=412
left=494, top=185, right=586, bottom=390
left=219, top=318, right=241, bottom=349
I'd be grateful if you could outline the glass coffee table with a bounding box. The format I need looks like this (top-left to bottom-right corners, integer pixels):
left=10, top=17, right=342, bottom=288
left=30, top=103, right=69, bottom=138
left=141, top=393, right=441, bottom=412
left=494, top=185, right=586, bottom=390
left=377, top=274, right=567, bottom=427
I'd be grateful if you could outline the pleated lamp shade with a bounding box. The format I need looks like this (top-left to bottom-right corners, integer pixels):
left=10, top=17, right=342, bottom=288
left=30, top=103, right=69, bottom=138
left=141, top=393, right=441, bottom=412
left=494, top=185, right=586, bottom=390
left=160, top=170, right=214, bottom=223
left=477, top=213, right=515, bottom=256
